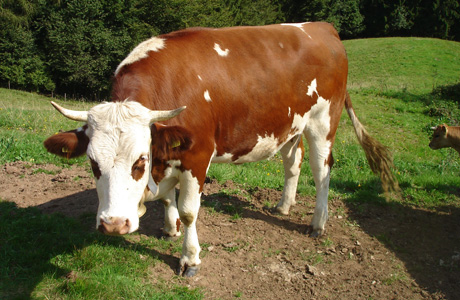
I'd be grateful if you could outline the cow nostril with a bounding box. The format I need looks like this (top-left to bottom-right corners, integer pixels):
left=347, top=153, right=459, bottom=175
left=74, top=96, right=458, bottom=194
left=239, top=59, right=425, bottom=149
left=98, top=217, right=131, bottom=235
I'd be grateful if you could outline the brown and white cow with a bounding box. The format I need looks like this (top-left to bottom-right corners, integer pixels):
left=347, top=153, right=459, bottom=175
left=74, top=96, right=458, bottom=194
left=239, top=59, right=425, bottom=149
left=44, top=22, right=398, bottom=276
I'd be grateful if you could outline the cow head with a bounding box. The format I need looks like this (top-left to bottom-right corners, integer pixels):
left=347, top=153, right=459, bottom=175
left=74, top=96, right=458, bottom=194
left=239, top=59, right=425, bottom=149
left=429, top=124, right=448, bottom=150
left=44, top=100, right=185, bottom=235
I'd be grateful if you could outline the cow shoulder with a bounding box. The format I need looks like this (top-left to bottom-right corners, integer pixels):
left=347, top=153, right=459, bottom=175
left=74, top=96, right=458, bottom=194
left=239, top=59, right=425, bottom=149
left=43, top=126, right=89, bottom=158
left=151, top=124, right=193, bottom=161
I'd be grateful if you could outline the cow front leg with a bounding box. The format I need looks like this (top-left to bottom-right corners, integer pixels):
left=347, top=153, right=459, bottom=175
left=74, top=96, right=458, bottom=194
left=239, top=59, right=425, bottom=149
left=176, top=170, right=202, bottom=277
left=276, top=135, right=304, bottom=215
left=161, top=188, right=181, bottom=239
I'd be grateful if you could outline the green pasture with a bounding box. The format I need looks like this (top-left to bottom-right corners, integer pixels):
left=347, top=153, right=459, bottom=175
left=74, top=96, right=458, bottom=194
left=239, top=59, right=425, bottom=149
left=1, top=37, right=460, bottom=299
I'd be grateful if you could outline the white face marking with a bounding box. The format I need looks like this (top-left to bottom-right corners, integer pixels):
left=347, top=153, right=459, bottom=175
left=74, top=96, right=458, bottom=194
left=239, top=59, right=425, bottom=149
left=281, top=23, right=312, bottom=39
left=88, top=101, right=154, bottom=233
left=279, top=42, right=284, bottom=49
left=204, top=90, right=212, bottom=102
left=213, top=43, right=230, bottom=57
left=198, top=75, right=203, bottom=81
left=115, top=37, right=165, bottom=75
left=288, top=107, right=291, bottom=117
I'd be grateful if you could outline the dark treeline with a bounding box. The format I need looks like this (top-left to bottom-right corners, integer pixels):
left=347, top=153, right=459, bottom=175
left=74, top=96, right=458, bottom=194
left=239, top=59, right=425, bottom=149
left=1, top=0, right=459, bottom=99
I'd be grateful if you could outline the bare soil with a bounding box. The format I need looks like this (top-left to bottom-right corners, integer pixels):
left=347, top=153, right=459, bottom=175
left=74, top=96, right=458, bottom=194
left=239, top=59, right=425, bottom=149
left=1, top=161, right=459, bottom=299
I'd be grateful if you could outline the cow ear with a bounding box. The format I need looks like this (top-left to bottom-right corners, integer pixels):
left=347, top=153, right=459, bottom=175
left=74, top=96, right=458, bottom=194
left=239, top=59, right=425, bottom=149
left=150, top=124, right=193, bottom=160
left=44, top=127, right=89, bottom=158
left=441, top=125, right=448, bottom=134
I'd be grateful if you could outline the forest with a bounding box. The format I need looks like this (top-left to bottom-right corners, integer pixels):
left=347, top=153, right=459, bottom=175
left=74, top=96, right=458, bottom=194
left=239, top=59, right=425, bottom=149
left=1, top=0, right=459, bottom=99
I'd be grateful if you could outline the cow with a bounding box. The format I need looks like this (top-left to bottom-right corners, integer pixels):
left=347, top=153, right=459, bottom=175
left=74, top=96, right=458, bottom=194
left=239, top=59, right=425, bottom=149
left=44, top=22, right=398, bottom=277
left=429, top=124, right=460, bottom=155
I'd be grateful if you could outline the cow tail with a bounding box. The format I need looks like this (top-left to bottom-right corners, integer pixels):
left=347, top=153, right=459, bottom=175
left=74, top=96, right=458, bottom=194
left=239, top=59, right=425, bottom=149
left=345, top=92, right=400, bottom=198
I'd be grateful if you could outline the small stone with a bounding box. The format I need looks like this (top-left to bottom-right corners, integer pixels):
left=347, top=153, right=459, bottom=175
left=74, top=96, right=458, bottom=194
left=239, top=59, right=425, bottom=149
left=306, top=264, right=320, bottom=276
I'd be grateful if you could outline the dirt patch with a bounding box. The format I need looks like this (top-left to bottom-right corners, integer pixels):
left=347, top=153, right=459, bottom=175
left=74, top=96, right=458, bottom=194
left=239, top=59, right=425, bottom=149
left=1, top=161, right=459, bottom=299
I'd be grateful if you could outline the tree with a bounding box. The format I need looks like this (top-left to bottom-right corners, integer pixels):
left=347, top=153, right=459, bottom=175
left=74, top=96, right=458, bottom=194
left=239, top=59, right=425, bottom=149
left=34, top=0, right=146, bottom=99
left=0, top=0, right=54, bottom=91
left=326, top=0, right=364, bottom=39
left=433, top=0, right=460, bottom=40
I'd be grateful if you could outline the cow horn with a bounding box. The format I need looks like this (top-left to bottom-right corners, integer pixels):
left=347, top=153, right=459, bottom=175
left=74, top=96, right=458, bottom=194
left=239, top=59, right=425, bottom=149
left=51, top=101, right=88, bottom=122
left=149, top=106, right=186, bottom=123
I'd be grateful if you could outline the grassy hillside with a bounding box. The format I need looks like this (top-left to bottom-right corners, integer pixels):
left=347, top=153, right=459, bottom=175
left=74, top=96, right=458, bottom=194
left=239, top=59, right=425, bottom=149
left=345, top=38, right=460, bottom=93
left=1, top=37, right=460, bottom=299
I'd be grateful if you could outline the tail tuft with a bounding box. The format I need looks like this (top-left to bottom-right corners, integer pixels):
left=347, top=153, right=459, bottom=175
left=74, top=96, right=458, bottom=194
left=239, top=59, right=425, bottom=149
left=345, top=92, right=400, bottom=197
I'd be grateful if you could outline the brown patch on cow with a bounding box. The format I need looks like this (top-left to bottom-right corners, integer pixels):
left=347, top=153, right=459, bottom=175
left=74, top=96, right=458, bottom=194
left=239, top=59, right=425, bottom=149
left=131, top=155, right=147, bottom=181
left=180, top=212, right=195, bottom=227
left=325, top=152, right=334, bottom=168
left=151, top=124, right=193, bottom=161
left=176, top=218, right=181, bottom=232
left=150, top=158, right=169, bottom=184
left=298, top=138, right=305, bottom=169
left=43, top=126, right=89, bottom=159
left=89, top=159, right=101, bottom=180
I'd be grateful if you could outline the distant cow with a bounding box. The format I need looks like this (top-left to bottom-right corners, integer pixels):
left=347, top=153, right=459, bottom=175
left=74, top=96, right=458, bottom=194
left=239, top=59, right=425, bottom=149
left=44, top=23, right=398, bottom=276
left=429, top=124, right=460, bottom=155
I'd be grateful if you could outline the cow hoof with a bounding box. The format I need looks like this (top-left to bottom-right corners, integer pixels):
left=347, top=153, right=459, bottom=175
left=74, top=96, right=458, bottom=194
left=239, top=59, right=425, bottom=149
left=183, top=266, right=200, bottom=277
left=162, top=234, right=181, bottom=242
left=273, top=206, right=289, bottom=215
left=309, top=228, right=324, bottom=238
left=176, top=264, right=200, bottom=277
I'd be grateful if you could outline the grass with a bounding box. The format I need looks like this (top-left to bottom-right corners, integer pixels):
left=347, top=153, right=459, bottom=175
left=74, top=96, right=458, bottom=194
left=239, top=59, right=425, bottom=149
left=0, top=201, right=201, bottom=300
left=0, top=89, right=92, bottom=166
left=1, top=37, right=460, bottom=298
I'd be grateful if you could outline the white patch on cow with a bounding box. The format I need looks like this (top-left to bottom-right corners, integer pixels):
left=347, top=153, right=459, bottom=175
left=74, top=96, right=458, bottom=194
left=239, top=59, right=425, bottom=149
left=234, top=133, right=280, bottom=163
left=211, top=148, right=233, bottom=163
left=198, top=75, right=203, bottom=81
left=305, top=79, right=331, bottom=131
left=276, top=136, right=303, bottom=215
left=115, top=37, right=165, bottom=75
left=213, top=43, right=230, bottom=57
left=281, top=23, right=312, bottom=39
left=288, top=107, right=291, bottom=117
left=279, top=42, right=284, bottom=49
left=303, top=79, right=332, bottom=234
left=307, top=78, right=317, bottom=97
left=291, top=112, right=307, bottom=134
left=76, top=126, right=85, bottom=133
left=204, top=90, right=212, bottom=102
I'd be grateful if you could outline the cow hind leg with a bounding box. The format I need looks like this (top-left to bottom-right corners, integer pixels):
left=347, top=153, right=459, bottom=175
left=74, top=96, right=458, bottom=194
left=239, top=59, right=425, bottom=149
left=276, top=135, right=304, bottom=215
left=161, top=188, right=181, bottom=240
left=304, top=128, right=334, bottom=238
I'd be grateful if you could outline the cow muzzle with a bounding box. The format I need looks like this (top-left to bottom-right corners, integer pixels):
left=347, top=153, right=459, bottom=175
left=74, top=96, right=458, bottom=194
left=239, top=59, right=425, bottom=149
left=98, top=217, right=132, bottom=235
